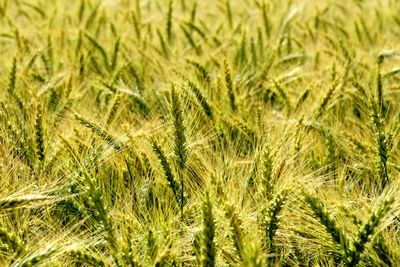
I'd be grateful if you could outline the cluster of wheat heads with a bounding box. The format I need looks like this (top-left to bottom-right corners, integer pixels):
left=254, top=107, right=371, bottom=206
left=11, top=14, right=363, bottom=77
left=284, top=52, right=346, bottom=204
left=1, top=0, right=400, bottom=266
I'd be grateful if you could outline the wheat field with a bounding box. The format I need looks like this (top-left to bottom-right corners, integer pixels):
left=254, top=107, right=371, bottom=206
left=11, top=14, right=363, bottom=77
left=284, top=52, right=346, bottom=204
left=0, top=0, right=400, bottom=266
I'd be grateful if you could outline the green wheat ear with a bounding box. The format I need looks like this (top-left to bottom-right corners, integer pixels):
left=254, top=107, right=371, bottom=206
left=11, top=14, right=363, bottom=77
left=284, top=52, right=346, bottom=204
left=0, top=195, right=58, bottom=211
left=224, top=60, right=237, bottom=112
left=347, top=198, right=394, bottom=267
left=181, top=23, right=202, bottom=55
left=74, top=113, right=122, bottom=152
left=186, top=59, right=211, bottom=85
left=272, top=80, right=291, bottom=115
left=305, top=193, right=350, bottom=259
left=263, top=190, right=288, bottom=252
left=157, top=28, right=169, bottom=58
left=261, top=148, right=274, bottom=201
left=170, top=85, right=188, bottom=170
left=225, top=204, right=245, bottom=262
left=0, top=226, right=25, bottom=256
left=370, top=98, right=389, bottom=192
left=170, top=85, right=188, bottom=218
left=201, top=193, right=217, bottom=267
left=35, top=104, right=45, bottom=165
left=106, top=93, right=122, bottom=126
left=110, top=36, right=121, bottom=71
left=69, top=250, right=106, bottom=267
left=369, top=55, right=393, bottom=193
left=313, top=79, right=339, bottom=119
left=150, top=139, right=181, bottom=205
left=166, top=0, right=174, bottom=43
left=15, top=247, right=57, bottom=267
left=376, top=51, right=395, bottom=108
left=131, top=9, right=141, bottom=40
left=225, top=0, right=233, bottom=28
left=186, top=79, right=213, bottom=120
left=7, top=57, right=17, bottom=95
left=85, top=32, right=109, bottom=69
